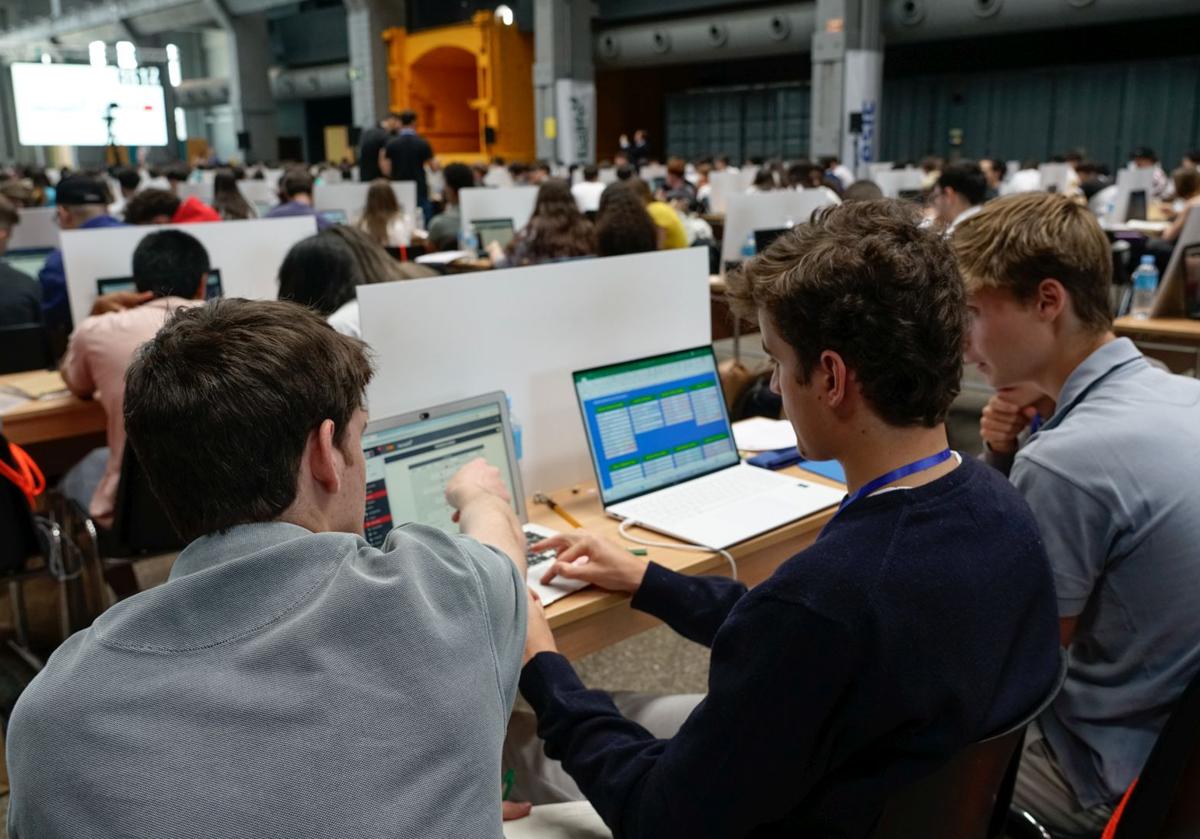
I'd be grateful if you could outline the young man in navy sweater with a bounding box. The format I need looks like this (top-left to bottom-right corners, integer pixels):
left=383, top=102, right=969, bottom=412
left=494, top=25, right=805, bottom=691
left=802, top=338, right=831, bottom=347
left=513, top=199, right=1062, bottom=837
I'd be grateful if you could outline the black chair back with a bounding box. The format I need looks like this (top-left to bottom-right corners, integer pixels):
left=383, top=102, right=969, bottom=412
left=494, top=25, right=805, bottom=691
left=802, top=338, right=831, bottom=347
left=0, top=432, right=39, bottom=574
left=1111, top=666, right=1200, bottom=839
left=107, top=444, right=185, bottom=556
left=0, top=323, right=53, bottom=374
left=870, top=726, right=1026, bottom=839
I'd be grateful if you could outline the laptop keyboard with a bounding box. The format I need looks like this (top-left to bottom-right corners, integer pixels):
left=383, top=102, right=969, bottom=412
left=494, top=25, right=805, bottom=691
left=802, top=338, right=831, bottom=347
left=625, top=467, right=786, bottom=522
left=525, top=528, right=558, bottom=568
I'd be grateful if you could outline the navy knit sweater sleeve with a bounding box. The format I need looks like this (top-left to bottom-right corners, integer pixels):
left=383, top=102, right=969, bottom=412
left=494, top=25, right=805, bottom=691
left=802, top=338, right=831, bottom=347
left=628, top=561, right=747, bottom=647
left=520, top=589, right=860, bottom=838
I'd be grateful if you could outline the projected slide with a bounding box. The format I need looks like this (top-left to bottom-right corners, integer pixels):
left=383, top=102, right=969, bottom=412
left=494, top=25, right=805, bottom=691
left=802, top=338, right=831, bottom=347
left=11, top=63, right=168, bottom=147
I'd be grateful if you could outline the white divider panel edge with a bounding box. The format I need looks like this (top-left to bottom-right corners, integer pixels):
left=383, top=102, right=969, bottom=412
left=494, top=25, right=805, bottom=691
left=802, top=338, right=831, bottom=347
left=874, top=168, right=924, bottom=199
left=459, top=186, right=539, bottom=235
left=706, top=171, right=742, bottom=215
left=62, top=216, right=317, bottom=327
left=177, top=182, right=213, bottom=203
left=720, top=190, right=839, bottom=265
left=359, top=248, right=711, bottom=491
left=237, top=180, right=279, bottom=208
left=1109, top=167, right=1156, bottom=225
left=313, top=181, right=418, bottom=225
left=10, top=207, right=60, bottom=250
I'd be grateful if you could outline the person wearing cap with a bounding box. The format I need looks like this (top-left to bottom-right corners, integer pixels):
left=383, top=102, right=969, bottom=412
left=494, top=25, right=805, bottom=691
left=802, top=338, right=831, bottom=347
left=38, top=174, right=125, bottom=335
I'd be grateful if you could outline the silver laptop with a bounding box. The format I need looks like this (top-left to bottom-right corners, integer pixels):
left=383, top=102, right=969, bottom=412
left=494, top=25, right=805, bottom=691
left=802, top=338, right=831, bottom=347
left=573, top=346, right=843, bottom=549
left=361, top=392, right=585, bottom=604
left=472, top=217, right=515, bottom=254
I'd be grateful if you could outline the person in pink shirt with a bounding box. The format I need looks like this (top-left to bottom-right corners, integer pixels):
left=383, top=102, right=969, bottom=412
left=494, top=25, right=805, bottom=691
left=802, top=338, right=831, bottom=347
left=59, top=229, right=210, bottom=526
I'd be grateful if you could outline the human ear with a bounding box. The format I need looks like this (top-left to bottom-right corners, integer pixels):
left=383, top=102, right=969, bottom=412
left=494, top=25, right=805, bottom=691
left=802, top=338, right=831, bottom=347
left=819, top=350, right=849, bottom=408
left=1035, top=278, right=1068, bottom=322
left=307, top=419, right=342, bottom=495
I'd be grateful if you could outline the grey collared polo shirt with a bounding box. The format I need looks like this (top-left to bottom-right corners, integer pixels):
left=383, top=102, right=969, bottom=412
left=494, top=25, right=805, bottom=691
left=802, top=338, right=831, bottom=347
left=1010, top=338, right=1200, bottom=808
left=7, top=521, right=527, bottom=838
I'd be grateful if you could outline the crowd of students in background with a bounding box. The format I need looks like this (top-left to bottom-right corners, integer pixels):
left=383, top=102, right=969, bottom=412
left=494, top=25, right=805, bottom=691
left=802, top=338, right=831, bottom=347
left=3, top=126, right=1200, bottom=837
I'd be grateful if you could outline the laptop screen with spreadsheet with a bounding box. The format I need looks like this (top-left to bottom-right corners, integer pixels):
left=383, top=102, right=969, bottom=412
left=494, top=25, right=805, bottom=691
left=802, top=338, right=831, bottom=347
left=573, top=346, right=739, bottom=506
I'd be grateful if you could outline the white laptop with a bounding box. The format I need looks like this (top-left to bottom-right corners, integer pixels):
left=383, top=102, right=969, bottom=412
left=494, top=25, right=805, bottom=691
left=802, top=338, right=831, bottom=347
left=361, top=392, right=586, bottom=605
left=573, top=346, right=844, bottom=549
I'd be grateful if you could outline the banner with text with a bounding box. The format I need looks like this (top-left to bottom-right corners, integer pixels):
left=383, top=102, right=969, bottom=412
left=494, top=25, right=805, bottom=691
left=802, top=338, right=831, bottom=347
left=555, top=79, right=596, bottom=166
left=843, top=50, right=882, bottom=180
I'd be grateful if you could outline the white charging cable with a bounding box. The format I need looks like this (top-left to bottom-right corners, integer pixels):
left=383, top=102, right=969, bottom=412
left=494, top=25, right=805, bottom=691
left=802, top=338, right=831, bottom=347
left=617, top=518, right=738, bottom=581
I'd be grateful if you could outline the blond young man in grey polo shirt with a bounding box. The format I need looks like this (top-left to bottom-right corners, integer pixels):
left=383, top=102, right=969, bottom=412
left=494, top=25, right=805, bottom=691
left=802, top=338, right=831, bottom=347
left=954, top=192, right=1200, bottom=834
left=7, top=300, right=532, bottom=838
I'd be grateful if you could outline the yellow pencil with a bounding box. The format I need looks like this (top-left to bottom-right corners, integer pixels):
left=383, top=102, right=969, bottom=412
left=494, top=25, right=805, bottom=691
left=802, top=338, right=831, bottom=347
left=533, top=492, right=583, bottom=529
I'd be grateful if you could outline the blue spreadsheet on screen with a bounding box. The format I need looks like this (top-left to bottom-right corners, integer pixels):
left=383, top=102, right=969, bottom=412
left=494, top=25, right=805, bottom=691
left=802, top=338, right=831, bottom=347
left=574, top=346, right=739, bottom=505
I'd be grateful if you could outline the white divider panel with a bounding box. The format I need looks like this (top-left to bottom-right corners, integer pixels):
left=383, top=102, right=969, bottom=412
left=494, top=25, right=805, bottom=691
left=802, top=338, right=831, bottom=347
left=1038, top=163, right=1072, bottom=194
left=706, top=171, right=742, bottom=215
left=1107, top=168, right=1157, bottom=225
left=639, top=163, right=667, bottom=183
left=172, top=180, right=281, bottom=209
left=720, top=190, right=839, bottom=265
left=484, top=166, right=515, bottom=188
left=359, top=248, right=711, bottom=491
left=867, top=162, right=894, bottom=181
left=177, top=182, right=213, bottom=203
left=874, top=168, right=925, bottom=199
left=10, top=207, right=59, bottom=250
left=62, top=216, right=317, bottom=327
left=313, top=181, right=418, bottom=225
left=237, top=180, right=279, bottom=208
left=459, top=186, right=539, bottom=235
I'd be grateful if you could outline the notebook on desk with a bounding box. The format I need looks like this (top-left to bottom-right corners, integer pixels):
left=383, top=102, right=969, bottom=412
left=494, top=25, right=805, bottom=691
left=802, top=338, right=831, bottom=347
left=573, top=346, right=843, bottom=549
left=360, top=392, right=586, bottom=605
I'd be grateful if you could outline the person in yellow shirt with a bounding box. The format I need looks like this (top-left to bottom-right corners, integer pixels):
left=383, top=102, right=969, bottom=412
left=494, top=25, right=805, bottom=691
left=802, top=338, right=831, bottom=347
left=629, top=177, right=688, bottom=249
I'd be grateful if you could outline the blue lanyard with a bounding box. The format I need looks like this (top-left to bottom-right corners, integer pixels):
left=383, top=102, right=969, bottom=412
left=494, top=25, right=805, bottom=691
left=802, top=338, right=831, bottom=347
left=838, top=449, right=953, bottom=513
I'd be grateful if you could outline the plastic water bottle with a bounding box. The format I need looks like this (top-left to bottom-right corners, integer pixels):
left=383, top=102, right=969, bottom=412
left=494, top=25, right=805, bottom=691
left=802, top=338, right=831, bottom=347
left=1131, top=255, right=1159, bottom=319
left=507, top=396, right=523, bottom=461
left=461, top=228, right=479, bottom=253
left=741, top=232, right=756, bottom=262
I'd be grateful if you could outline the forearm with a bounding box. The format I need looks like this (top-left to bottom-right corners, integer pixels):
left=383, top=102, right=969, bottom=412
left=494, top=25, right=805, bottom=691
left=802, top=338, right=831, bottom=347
left=520, top=652, right=668, bottom=831
left=631, top=562, right=747, bottom=647
left=459, top=494, right=526, bottom=576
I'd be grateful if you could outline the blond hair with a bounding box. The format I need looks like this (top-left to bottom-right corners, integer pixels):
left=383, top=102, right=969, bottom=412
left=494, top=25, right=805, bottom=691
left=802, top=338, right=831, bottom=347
left=951, top=192, right=1113, bottom=332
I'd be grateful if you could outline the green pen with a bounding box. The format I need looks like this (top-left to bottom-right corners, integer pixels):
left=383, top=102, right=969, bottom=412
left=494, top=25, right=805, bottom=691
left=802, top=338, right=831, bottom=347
left=502, top=768, right=514, bottom=801
left=628, top=548, right=648, bottom=556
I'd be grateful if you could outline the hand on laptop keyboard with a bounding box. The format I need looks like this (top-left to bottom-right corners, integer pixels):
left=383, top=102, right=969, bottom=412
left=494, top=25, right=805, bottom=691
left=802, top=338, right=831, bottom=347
left=525, top=528, right=558, bottom=568
left=529, top=530, right=649, bottom=594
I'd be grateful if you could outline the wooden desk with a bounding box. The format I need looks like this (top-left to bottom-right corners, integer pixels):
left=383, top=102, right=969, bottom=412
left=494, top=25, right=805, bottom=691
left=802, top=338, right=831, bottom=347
left=533, top=468, right=842, bottom=661
left=1113, top=316, right=1200, bottom=375
left=0, top=371, right=105, bottom=447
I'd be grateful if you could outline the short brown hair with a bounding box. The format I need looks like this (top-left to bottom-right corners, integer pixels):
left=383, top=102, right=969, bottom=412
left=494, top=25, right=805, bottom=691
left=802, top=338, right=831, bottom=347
left=124, top=188, right=181, bottom=224
left=727, top=200, right=966, bottom=427
left=124, top=299, right=374, bottom=541
left=951, top=192, right=1113, bottom=332
left=1173, top=166, right=1200, bottom=201
left=0, top=195, right=19, bottom=231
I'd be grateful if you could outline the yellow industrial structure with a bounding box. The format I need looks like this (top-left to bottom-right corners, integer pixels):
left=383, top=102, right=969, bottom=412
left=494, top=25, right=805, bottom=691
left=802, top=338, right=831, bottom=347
left=383, top=11, right=535, bottom=164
